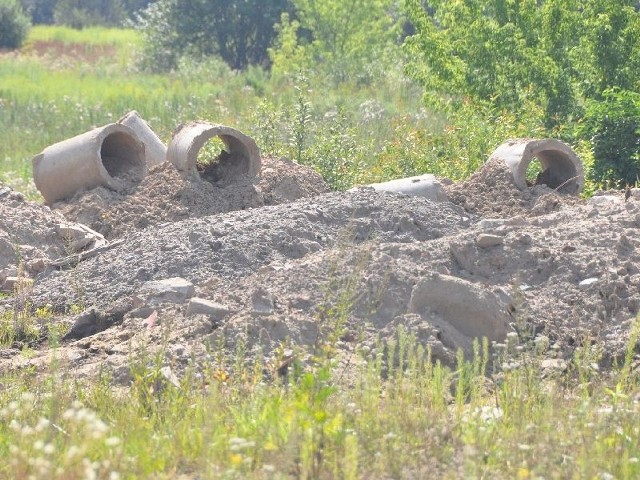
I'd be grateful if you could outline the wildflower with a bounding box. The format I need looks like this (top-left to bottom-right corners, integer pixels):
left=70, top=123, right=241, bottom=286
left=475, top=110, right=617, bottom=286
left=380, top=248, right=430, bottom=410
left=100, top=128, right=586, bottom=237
left=21, top=392, right=35, bottom=403
left=105, top=437, right=121, bottom=447
left=35, top=418, right=50, bottom=432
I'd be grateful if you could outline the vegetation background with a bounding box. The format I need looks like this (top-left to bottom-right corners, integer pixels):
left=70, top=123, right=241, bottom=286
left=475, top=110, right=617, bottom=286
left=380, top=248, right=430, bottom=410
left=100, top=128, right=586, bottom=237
left=1, top=1, right=640, bottom=478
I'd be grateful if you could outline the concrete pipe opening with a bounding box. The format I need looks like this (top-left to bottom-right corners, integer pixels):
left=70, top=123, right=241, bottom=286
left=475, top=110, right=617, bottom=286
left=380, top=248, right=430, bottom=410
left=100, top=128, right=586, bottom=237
left=100, top=130, right=147, bottom=184
left=167, top=122, right=261, bottom=184
left=490, top=138, right=584, bottom=195
left=32, top=123, right=146, bottom=204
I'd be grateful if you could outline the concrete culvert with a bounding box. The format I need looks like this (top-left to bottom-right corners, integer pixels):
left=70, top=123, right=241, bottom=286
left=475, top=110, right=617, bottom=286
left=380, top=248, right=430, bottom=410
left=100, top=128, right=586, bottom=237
left=118, top=110, right=167, bottom=167
left=490, top=138, right=584, bottom=194
left=167, top=122, right=261, bottom=184
left=32, top=124, right=146, bottom=204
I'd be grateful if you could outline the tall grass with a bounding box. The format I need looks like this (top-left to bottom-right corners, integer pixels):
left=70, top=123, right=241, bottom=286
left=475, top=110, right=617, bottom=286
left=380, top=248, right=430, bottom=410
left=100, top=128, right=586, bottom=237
left=1, top=324, right=639, bottom=479
left=24, top=25, right=142, bottom=48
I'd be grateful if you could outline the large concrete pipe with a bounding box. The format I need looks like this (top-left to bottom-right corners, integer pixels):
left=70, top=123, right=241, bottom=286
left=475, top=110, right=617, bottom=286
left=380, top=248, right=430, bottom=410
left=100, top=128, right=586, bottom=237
left=490, top=138, right=584, bottom=194
left=33, top=124, right=146, bottom=204
left=118, top=111, right=167, bottom=167
left=167, top=122, right=261, bottom=182
left=353, top=174, right=448, bottom=202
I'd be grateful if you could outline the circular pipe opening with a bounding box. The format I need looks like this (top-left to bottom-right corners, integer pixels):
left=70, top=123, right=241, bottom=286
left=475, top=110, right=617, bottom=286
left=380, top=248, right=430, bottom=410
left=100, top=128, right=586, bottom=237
left=167, top=122, right=261, bottom=184
left=100, top=131, right=146, bottom=184
left=528, top=149, right=580, bottom=191
left=490, top=139, right=584, bottom=195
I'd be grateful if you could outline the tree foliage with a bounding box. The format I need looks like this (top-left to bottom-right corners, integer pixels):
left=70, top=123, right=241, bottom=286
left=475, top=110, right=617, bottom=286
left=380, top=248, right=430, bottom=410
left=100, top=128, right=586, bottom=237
left=137, top=0, right=294, bottom=72
left=580, top=89, right=640, bottom=187
left=404, top=0, right=640, bottom=125
left=0, top=0, right=30, bottom=49
left=20, top=0, right=152, bottom=26
left=270, top=0, right=402, bottom=83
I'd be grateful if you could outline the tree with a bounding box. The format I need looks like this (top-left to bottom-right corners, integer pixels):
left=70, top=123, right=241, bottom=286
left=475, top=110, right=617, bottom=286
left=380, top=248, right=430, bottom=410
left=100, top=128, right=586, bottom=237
left=138, top=0, right=294, bottom=72
left=20, top=0, right=56, bottom=24
left=403, top=0, right=640, bottom=125
left=270, top=0, right=402, bottom=83
left=0, top=0, right=30, bottom=49
left=53, top=0, right=127, bottom=28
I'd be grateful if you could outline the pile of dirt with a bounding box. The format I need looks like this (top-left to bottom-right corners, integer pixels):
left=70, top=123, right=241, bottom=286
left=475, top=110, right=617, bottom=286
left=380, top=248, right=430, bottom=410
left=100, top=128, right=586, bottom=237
left=54, top=156, right=329, bottom=239
left=0, top=184, right=67, bottom=282
left=1, top=159, right=638, bottom=387
left=445, top=159, right=583, bottom=218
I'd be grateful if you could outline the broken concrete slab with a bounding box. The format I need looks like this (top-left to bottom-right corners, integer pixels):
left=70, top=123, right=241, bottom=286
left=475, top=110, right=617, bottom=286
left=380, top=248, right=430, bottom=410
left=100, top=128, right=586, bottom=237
left=138, top=277, right=195, bottom=305
left=186, top=297, right=231, bottom=320
left=476, top=233, right=504, bottom=248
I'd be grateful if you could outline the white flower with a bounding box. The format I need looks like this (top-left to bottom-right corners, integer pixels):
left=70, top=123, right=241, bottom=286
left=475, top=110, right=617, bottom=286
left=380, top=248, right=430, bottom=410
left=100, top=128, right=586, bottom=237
left=105, top=437, right=121, bottom=447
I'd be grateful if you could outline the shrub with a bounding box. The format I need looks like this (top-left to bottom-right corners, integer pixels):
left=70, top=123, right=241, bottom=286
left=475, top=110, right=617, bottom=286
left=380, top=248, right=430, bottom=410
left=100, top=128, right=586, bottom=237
left=579, top=89, right=640, bottom=187
left=0, top=0, right=30, bottom=49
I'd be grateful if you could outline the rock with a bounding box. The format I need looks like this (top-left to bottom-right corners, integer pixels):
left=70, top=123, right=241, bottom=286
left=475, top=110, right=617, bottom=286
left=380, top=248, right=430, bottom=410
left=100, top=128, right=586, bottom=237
left=408, top=272, right=510, bottom=345
left=1, top=276, right=33, bottom=293
left=138, top=277, right=195, bottom=305
left=251, top=288, right=275, bottom=316
left=478, top=218, right=507, bottom=230
left=186, top=297, right=231, bottom=320
left=541, top=358, right=568, bottom=372
left=589, top=195, right=621, bottom=207
left=64, top=306, right=126, bottom=340
left=159, top=366, right=181, bottom=389
left=57, top=222, right=105, bottom=253
left=578, top=277, right=599, bottom=289
left=476, top=233, right=504, bottom=248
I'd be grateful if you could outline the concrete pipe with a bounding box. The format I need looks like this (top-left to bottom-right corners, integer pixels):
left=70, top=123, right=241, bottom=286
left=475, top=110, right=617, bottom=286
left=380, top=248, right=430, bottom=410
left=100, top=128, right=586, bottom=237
left=32, top=124, right=146, bottom=204
left=167, top=122, right=261, bottom=183
left=354, top=174, right=448, bottom=202
left=490, top=138, right=584, bottom=194
left=118, top=111, right=167, bottom=167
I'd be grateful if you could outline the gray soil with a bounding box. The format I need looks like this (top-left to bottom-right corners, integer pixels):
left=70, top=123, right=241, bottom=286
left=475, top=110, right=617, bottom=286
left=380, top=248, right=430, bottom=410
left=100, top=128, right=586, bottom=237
left=1, top=158, right=638, bottom=386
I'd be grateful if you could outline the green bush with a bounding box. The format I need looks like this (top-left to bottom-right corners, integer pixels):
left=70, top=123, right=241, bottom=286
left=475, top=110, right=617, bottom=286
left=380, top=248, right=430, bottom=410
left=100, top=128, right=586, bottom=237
left=0, top=0, right=30, bottom=49
left=579, top=89, right=640, bottom=187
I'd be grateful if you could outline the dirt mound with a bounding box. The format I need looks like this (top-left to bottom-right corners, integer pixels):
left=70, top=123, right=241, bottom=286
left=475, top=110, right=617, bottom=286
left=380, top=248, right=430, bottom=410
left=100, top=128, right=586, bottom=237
left=0, top=185, right=67, bottom=281
left=1, top=160, right=638, bottom=387
left=445, top=159, right=583, bottom=218
left=54, top=156, right=329, bottom=239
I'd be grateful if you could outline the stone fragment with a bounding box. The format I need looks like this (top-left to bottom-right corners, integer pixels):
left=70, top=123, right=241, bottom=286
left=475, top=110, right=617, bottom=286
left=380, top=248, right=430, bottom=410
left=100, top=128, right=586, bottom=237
left=160, top=366, right=181, bottom=389
left=578, top=277, right=599, bottom=289
left=476, top=233, right=504, bottom=248
left=1, top=276, right=33, bottom=293
left=186, top=297, right=230, bottom=320
left=57, top=222, right=105, bottom=253
left=408, top=272, right=510, bottom=343
left=541, top=358, right=568, bottom=372
left=251, top=288, right=275, bottom=316
left=138, top=277, right=195, bottom=305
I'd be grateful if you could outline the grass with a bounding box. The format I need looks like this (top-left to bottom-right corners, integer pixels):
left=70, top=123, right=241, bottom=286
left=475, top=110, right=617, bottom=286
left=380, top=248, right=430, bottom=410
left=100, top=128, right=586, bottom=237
left=1, top=324, right=640, bottom=479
